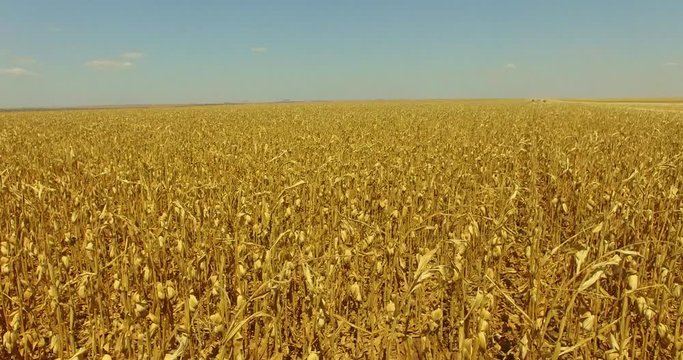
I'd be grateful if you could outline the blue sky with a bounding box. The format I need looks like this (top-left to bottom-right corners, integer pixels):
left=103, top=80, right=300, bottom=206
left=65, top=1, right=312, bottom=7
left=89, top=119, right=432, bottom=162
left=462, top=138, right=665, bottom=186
left=1, top=0, right=682, bottom=107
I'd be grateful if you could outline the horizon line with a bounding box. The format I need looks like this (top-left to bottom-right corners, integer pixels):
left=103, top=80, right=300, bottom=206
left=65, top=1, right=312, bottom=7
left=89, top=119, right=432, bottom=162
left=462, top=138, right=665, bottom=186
left=2, top=96, right=683, bottom=112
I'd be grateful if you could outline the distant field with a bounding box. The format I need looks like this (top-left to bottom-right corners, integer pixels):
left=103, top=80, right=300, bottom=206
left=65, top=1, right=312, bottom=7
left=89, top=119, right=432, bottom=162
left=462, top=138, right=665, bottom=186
left=1, top=101, right=682, bottom=359
left=560, top=99, right=683, bottom=113
left=567, top=98, right=683, bottom=103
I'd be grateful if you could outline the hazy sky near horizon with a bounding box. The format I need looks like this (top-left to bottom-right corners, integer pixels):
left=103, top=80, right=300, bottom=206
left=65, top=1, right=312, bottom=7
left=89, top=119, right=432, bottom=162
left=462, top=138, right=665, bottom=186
left=1, top=0, right=683, bottom=107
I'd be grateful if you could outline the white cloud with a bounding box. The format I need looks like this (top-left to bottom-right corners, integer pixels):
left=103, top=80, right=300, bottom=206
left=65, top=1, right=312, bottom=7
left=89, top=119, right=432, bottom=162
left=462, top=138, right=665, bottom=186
left=84, top=52, right=144, bottom=71
left=85, top=59, right=134, bottom=70
left=663, top=62, right=679, bottom=67
left=0, top=67, right=38, bottom=77
left=504, top=63, right=517, bottom=70
left=121, top=52, right=145, bottom=60
left=251, top=47, right=268, bottom=54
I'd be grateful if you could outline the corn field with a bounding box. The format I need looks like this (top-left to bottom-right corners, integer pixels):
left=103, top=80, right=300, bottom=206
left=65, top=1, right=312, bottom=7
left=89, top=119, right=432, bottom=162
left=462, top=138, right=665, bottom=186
left=0, top=101, right=682, bottom=359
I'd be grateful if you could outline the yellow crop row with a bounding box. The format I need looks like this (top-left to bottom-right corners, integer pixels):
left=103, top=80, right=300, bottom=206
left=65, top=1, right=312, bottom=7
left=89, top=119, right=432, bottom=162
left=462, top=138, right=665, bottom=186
left=0, top=101, right=681, bottom=359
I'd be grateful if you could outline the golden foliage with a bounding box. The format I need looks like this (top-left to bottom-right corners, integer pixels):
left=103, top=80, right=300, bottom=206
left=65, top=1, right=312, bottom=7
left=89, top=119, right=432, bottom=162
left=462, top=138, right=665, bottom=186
left=0, top=101, right=682, bottom=358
